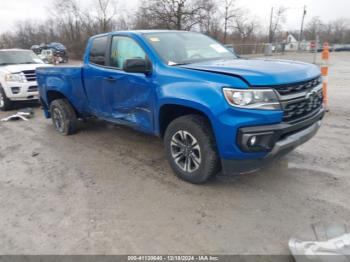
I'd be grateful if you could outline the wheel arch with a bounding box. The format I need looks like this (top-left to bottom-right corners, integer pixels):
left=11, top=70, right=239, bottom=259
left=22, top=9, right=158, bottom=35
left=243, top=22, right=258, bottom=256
left=158, top=102, right=215, bottom=138
left=46, top=90, right=67, bottom=105
left=45, top=90, right=80, bottom=117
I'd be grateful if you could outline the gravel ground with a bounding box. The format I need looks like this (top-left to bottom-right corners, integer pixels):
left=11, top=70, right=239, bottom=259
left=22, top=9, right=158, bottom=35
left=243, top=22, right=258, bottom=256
left=0, top=52, right=349, bottom=256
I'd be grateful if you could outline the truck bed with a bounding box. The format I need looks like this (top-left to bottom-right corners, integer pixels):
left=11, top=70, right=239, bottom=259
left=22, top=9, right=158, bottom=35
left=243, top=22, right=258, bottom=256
left=36, top=66, right=90, bottom=115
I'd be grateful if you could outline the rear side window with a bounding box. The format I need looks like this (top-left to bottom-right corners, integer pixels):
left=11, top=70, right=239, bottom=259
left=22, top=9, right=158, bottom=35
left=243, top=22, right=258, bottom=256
left=89, top=36, right=108, bottom=66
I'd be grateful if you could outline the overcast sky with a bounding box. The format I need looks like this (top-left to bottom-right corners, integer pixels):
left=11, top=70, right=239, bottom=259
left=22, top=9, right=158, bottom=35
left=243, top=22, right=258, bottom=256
left=0, top=0, right=349, bottom=33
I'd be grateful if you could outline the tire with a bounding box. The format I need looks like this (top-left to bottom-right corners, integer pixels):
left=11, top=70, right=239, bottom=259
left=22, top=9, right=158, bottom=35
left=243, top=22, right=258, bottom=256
left=50, top=99, right=78, bottom=135
left=0, top=86, right=12, bottom=111
left=164, top=114, right=220, bottom=184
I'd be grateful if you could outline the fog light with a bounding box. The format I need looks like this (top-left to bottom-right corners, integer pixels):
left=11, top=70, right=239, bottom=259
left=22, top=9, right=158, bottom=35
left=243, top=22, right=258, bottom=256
left=249, top=136, right=257, bottom=146
left=239, top=131, right=275, bottom=152
left=11, top=87, right=20, bottom=94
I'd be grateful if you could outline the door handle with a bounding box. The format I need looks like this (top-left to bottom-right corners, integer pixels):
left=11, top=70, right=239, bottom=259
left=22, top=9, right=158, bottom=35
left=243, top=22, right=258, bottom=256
left=104, top=77, right=117, bottom=82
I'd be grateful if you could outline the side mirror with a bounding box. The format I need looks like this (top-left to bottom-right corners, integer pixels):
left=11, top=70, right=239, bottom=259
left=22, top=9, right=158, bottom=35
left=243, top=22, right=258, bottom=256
left=123, top=58, right=152, bottom=74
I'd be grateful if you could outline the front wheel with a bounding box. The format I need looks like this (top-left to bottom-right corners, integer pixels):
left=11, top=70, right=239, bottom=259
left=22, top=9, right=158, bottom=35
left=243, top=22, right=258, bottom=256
left=50, top=99, right=78, bottom=135
left=0, top=86, right=12, bottom=111
left=164, top=115, right=220, bottom=184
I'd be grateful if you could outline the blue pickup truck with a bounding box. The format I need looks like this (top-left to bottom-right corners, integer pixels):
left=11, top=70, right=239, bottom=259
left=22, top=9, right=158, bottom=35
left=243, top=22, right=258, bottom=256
left=37, top=30, right=324, bottom=184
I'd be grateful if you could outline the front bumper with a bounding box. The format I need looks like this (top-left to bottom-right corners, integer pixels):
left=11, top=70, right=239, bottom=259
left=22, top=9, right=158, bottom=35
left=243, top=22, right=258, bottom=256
left=4, top=82, right=39, bottom=101
left=221, top=108, right=325, bottom=175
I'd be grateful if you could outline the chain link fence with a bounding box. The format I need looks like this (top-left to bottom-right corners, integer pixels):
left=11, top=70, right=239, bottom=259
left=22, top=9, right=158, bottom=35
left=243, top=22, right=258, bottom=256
left=226, top=42, right=321, bottom=64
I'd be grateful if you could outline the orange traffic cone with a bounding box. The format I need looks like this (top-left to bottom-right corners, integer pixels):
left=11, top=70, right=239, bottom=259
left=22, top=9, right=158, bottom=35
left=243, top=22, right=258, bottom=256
left=321, top=42, right=330, bottom=112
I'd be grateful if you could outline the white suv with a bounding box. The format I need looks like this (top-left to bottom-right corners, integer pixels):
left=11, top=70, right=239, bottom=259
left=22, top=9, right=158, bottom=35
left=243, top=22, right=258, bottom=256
left=0, top=49, right=51, bottom=111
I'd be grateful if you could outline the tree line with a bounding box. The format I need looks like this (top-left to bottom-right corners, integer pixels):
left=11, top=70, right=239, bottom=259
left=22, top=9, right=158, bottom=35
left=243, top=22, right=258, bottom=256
left=0, top=0, right=349, bottom=58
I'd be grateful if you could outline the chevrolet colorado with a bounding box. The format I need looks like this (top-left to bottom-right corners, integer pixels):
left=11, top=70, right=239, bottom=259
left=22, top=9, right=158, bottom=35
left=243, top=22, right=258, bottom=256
left=37, top=31, right=325, bottom=184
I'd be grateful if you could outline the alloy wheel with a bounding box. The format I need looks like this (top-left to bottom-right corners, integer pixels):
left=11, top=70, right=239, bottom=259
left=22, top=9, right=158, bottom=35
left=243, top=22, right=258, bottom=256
left=170, top=130, right=202, bottom=173
left=52, top=108, right=65, bottom=133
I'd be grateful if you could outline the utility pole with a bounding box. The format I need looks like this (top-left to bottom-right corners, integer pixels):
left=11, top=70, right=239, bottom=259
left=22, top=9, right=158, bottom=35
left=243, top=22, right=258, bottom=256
left=298, top=5, right=307, bottom=51
left=313, top=35, right=319, bottom=64
left=224, top=4, right=229, bottom=44
left=268, top=7, right=273, bottom=43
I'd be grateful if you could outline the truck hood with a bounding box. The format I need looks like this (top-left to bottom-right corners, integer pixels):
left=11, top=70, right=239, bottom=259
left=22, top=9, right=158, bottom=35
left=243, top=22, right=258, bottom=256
left=0, top=63, right=51, bottom=74
left=181, top=58, right=320, bottom=86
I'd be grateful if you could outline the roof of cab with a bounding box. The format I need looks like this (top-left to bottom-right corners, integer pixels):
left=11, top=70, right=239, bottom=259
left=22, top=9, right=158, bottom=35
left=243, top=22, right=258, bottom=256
left=91, top=30, right=192, bottom=39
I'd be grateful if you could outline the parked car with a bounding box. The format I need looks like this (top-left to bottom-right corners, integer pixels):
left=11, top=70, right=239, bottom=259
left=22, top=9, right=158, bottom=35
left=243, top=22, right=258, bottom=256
left=0, top=49, right=50, bottom=110
left=30, top=45, right=42, bottom=55
left=317, top=46, right=334, bottom=52
left=38, top=49, right=54, bottom=64
left=32, top=42, right=69, bottom=63
left=46, top=42, right=69, bottom=63
left=37, top=31, right=325, bottom=184
left=334, top=44, right=350, bottom=52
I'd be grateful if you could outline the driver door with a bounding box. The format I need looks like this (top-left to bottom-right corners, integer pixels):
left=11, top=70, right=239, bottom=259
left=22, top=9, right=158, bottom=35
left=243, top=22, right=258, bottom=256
left=102, top=35, right=155, bottom=133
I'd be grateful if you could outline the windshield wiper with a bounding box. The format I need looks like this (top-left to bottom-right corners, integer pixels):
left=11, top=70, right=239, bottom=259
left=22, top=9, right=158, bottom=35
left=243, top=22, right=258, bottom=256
left=170, top=62, right=191, bottom=66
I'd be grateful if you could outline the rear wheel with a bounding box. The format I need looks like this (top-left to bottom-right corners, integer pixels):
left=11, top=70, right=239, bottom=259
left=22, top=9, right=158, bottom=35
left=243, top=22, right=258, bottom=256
left=0, top=86, right=12, bottom=111
left=50, top=99, right=77, bottom=135
left=164, top=114, right=220, bottom=184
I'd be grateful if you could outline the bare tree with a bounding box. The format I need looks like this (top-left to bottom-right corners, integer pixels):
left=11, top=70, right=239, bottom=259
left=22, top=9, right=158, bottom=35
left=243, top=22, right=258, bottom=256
left=232, top=9, right=259, bottom=43
left=94, top=0, right=118, bottom=32
left=331, top=19, right=350, bottom=43
left=3, top=0, right=350, bottom=58
left=197, top=0, right=217, bottom=34
left=48, top=0, right=86, bottom=57
left=0, top=32, right=13, bottom=49
left=221, top=0, right=238, bottom=43
left=44, top=0, right=127, bottom=57
left=305, top=16, right=323, bottom=40
left=134, top=0, right=205, bottom=30
left=268, top=6, right=287, bottom=43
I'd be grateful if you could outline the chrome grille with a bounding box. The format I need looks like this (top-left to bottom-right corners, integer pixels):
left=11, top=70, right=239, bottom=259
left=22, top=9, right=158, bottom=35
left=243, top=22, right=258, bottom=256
left=28, top=86, right=38, bottom=92
left=282, top=90, right=323, bottom=123
left=274, top=77, right=321, bottom=96
left=22, top=70, right=36, bottom=82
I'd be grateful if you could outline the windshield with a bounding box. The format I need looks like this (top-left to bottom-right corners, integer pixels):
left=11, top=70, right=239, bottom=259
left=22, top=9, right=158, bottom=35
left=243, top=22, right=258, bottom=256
left=0, top=50, right=44, bottom=65
left=143, top=32, right=237, bottom=65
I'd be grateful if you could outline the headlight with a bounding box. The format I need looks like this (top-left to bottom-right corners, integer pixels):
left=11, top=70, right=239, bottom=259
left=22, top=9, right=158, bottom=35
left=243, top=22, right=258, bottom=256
left=5, top=73, right=26, bottom=83
left=223, top=88, right=281, bottom=110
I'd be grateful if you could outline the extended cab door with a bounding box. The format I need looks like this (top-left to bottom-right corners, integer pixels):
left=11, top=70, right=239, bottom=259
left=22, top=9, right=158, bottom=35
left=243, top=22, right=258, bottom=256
left=83, top=35, right=112, bottom=118
left=83, top=34, right=155, bottom=133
